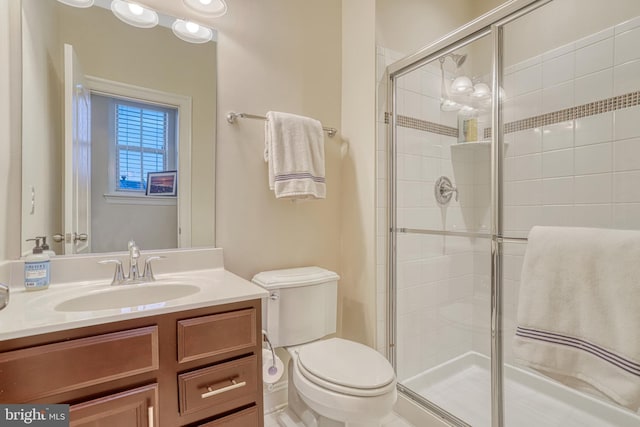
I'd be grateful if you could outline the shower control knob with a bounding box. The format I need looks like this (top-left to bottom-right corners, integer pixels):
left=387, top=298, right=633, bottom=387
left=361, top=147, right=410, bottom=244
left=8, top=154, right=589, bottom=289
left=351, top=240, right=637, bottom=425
left=435, top=176, right=458, bottom=205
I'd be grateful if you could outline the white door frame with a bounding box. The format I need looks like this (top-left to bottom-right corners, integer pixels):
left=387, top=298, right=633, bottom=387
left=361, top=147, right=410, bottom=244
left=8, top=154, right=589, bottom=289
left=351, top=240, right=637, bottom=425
left=64, top=44, right=92, bottom=254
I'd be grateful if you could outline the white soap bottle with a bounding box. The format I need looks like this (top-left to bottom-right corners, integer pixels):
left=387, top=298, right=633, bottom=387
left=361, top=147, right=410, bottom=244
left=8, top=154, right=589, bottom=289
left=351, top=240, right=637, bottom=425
left=24, top=238, right=50, bottom=291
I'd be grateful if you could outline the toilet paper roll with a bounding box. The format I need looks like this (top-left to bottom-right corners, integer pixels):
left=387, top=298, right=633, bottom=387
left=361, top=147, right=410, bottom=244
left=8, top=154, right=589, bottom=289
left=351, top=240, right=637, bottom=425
left=262, top=349, right=284, bottom=384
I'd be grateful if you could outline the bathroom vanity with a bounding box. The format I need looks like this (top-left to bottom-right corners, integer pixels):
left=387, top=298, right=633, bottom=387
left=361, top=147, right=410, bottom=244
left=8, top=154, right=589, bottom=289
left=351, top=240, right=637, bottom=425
left=0, top=248, right=268, bottom=427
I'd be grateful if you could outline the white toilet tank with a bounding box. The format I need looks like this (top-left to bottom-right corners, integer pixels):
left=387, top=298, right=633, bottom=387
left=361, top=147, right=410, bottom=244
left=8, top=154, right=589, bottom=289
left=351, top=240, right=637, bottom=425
left=252, top=266, right=340, bottom=348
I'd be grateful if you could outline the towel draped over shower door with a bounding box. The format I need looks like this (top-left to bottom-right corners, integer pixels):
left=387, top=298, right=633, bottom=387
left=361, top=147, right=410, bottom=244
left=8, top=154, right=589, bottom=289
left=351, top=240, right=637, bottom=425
left=514, top=226, right=640, bottom=412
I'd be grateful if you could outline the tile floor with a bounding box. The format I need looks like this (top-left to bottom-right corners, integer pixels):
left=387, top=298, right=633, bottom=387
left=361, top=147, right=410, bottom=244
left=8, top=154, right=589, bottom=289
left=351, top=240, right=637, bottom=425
left=264, top=410, right=414, bottom=427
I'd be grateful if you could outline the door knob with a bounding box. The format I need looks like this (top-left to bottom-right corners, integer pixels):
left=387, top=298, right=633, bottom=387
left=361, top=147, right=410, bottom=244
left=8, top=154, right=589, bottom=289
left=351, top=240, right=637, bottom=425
left=53, top=233, right=88, bottom=244
left=73, top=233, right=88, bottom=243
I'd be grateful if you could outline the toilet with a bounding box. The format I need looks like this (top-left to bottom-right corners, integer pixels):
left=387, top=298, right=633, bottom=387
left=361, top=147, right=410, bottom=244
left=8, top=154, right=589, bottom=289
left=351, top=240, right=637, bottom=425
left=252, top=267, right=397, bottom=427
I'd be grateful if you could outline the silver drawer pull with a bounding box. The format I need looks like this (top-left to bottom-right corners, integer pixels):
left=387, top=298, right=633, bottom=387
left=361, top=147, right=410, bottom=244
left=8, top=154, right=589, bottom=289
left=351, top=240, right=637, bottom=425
left=201, top=378, right=246, bottom=399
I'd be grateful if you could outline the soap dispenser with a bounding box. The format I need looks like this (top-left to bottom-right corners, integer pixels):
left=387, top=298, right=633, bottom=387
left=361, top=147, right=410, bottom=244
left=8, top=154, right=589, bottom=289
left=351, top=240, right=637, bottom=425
left=24, top=237, right=50, bottom=291
left=39, top=236, right=56, bottom=257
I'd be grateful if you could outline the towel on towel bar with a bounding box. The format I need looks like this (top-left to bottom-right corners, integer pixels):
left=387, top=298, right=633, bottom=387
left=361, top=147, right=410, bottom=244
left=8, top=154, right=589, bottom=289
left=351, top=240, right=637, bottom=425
left=514, top=226, right=640, bottom=411
left=264, top=111, right=325, bottom=199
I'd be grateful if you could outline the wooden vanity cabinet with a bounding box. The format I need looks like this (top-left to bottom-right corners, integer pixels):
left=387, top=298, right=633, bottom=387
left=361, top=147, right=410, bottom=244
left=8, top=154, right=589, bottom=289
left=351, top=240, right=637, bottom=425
left=0, top=299, right=264, bottom=427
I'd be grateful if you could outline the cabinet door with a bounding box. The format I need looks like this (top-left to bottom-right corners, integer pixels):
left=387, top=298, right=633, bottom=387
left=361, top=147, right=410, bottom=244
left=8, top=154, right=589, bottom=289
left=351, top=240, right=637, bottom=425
left=70, top=383, right=158, bottom=427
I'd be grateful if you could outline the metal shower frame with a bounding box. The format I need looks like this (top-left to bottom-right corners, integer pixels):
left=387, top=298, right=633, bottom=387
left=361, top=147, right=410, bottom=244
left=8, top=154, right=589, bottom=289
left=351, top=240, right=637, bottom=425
left=385, top=1, right=552, bottom=426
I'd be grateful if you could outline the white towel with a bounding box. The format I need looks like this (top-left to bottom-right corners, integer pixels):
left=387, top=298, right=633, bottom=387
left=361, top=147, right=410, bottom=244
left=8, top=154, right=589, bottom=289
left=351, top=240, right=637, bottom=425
left=264, top=111, right=326, bottom=199
left=514, top=226, right=640, bottom=411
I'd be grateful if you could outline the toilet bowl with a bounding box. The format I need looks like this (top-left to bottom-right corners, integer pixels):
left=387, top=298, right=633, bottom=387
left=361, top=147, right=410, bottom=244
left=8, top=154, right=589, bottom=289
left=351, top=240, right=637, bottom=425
left=252, top=267, right=397, bottom=426
left=289, top=338, right=397, bottom=426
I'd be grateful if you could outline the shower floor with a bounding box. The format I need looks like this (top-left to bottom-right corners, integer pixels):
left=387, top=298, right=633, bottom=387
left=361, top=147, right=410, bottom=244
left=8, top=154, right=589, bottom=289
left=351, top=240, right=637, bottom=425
left=403, top=352, right=639, bottom=427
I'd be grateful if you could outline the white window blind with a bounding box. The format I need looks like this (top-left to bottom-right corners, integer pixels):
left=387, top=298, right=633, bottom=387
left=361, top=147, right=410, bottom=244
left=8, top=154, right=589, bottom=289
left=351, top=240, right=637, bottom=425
left=115, top=103, right=171, bottom=192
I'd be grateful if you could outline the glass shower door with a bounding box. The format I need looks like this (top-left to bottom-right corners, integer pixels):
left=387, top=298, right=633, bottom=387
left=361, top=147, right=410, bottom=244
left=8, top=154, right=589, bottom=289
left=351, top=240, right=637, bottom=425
left=500, top=0, right=640, bottom=425
left=392, top=34, right=494, bottom=427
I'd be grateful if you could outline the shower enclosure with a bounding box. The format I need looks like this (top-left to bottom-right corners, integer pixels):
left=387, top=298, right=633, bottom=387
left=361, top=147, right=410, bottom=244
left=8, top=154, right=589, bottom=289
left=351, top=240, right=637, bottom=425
left=384, top=0, right=640, bottom=426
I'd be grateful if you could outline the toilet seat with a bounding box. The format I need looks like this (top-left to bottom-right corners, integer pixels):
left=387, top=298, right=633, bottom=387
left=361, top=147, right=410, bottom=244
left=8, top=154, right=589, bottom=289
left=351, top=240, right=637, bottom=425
left=296, top=338, right=396, bottom=397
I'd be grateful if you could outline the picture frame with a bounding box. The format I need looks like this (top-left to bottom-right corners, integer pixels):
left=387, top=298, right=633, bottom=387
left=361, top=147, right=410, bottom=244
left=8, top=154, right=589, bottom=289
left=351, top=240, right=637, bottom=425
left=145, top=170, right=177, bottom=196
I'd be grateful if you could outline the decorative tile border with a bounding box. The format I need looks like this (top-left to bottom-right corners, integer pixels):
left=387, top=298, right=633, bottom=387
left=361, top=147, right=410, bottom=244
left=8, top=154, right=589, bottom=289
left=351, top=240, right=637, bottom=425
left=386, top=91, right=640, bottom=140
left=384, top=112, right=458, bottom=138
left=484, top=90, right=640, bottom=139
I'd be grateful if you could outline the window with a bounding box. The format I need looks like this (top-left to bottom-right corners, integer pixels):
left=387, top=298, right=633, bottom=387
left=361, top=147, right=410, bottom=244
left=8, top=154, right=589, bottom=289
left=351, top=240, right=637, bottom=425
left=113, top=99, right=177, bottom=193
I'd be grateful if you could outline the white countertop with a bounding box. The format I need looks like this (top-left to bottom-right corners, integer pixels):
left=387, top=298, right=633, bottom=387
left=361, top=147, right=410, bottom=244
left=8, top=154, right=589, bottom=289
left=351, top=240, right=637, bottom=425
left=0, top=248, right=268, bottom=341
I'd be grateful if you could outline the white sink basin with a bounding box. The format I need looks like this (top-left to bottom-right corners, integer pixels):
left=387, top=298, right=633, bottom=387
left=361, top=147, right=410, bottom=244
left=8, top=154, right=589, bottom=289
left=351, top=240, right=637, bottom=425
left=54, top=283, right=201, bottom=312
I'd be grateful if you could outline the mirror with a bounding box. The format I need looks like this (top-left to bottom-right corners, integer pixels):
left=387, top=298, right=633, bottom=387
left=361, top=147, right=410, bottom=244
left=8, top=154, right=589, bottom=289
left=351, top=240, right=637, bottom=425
left=20, top=0, right=217, bottom=256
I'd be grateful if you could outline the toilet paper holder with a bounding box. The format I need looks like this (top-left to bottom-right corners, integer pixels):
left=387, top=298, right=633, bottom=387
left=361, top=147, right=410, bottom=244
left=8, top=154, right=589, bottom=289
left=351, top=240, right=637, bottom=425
left=262, top=330, right=278, bottom=375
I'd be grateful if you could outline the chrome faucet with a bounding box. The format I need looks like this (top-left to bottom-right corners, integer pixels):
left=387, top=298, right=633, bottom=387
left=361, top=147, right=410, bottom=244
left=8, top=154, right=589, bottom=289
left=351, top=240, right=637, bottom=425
left=128, top=240, right=141, bottom=281
left=99, top=241, right=165, bottom=286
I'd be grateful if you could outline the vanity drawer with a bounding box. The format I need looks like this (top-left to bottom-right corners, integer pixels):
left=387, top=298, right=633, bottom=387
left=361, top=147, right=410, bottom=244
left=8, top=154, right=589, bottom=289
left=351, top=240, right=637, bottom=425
left=177, top=308, right=257, bottom=363
left=198, top=405, right=259, bottom=427
left=0, top=326, right=159, bottom=403
left=178, top=355, right=258, bottom=416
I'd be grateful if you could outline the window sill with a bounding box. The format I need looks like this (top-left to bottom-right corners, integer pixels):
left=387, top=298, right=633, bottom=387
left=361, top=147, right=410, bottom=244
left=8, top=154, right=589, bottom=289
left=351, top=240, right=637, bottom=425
left=103, top=192, right=177, bottom=206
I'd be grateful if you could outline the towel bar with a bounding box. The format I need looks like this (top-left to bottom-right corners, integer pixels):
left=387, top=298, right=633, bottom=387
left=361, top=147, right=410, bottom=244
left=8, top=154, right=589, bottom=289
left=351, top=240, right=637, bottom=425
left=226, top=111, right=338, bottom=137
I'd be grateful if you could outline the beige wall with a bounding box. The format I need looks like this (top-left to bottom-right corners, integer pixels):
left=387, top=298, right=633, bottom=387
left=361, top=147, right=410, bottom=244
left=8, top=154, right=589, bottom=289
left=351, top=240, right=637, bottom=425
left=214, top=1, right=343, bottom=290
left=474, top=0, right=510, bottom=18
left=341, top=0, right=377, bottom=346
left=20, top=0, right=63, bottom=256
left=0, top=0, right=22, bottom=264
left=376, top=0, right=513, bottom=57
left=376, top=0, right=478, bottom=55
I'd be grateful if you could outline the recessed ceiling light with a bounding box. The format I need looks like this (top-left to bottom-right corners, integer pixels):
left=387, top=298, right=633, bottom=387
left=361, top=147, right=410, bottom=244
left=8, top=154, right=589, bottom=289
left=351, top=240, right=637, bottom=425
left=183, top=0, right=227, bottom=17
left=172, top=19, right=213, bottom=44
left=57, top=0, right=95, bottom=7
left=110, top=0, right=158, bottom=28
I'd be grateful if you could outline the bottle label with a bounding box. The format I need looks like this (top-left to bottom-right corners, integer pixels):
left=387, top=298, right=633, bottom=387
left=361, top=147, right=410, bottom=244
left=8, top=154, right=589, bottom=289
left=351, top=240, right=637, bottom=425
left=25, top=269, right=47, bottom=279
left=24, top=261, right=50, bottom=289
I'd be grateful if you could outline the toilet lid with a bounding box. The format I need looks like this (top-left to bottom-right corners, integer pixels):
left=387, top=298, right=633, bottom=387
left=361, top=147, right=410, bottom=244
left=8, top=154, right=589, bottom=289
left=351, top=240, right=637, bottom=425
left=297, top=338, right=395, bottom=391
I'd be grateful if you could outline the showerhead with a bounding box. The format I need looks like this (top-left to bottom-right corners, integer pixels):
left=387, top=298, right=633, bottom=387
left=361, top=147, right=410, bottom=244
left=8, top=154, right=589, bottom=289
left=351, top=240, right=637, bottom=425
left=439, top=53, right=467, bottom=68
left=450, top=53, right=467, bottom=68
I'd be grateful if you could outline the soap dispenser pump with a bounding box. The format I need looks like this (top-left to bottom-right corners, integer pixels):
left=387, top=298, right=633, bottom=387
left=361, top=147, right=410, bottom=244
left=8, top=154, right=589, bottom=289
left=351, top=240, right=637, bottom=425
left=24, top=237, right=50, bottom=291
left=39, top=236, right=56, bottom=257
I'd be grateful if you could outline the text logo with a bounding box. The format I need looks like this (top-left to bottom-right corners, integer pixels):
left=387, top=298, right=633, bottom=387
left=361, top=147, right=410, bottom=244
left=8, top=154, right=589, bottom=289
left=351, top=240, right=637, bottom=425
left=0, top=405, right=69, bottom=426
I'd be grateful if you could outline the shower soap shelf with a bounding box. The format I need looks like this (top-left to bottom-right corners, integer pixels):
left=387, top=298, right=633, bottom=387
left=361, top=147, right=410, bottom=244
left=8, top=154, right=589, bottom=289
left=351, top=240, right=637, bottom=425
left=450, top=141, right=508, bottom=153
